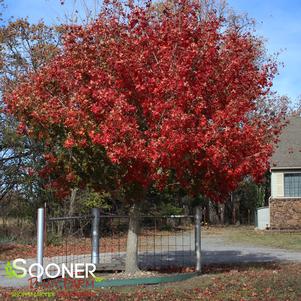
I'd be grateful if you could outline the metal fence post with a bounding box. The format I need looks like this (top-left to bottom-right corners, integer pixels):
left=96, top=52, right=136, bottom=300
left=91, top=208, right=100, bottom=265
left=37, top=207, right=45, bottom=283
left=195, top=206, right=202, bottom=274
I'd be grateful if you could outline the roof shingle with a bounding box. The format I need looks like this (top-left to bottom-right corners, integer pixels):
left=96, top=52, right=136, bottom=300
left=271, top=116, right=301, bottom=169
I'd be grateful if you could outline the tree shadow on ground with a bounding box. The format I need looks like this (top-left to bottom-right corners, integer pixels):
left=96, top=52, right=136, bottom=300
left=138, top=249, right=287, bottom=273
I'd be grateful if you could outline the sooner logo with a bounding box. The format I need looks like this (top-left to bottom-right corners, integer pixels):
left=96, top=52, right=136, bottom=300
left=5, top=259, right=96, bottom=279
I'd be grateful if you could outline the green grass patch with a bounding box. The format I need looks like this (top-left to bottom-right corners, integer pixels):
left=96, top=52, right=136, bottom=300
left=223, top=227, right=301, bottom=251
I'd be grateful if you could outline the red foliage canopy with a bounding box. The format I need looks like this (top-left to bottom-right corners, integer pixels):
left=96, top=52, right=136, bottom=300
left=5, top=0, right=285, bottom=200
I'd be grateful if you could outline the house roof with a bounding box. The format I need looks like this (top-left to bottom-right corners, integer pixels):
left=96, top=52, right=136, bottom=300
left=271, top=116, right=301, bottom=169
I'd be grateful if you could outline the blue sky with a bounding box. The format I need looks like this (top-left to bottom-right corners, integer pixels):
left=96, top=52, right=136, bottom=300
left=3, top=0, right=301, bottom=102
left=228, top=0, right=301, bottom=102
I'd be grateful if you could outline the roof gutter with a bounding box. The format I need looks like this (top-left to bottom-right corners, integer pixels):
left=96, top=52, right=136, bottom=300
left=270, top=166, right=301, bottom=172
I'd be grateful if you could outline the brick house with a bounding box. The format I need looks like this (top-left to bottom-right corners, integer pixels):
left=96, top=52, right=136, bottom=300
left=270, top=116, right=301, bottom=229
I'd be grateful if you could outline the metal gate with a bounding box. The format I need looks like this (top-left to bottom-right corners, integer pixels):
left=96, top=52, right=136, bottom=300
left=36, top=207, right=201, bottom=280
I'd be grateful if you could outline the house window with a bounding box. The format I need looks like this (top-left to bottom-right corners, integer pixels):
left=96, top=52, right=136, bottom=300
left=284, top=173, right=301, bottom=197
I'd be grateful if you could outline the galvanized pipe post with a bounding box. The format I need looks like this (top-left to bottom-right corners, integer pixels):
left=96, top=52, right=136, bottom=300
left=91, top=208, right=100, bottom=265
left=195, top=206, right=202, bottom=274
left=37, top=207, right=45, bottom=283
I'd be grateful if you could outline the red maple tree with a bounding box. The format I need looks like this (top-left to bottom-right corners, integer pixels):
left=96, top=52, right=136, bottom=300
left=5, top=0, right=285, bottom=271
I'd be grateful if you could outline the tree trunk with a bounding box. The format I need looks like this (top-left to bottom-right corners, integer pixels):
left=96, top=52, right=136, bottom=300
left=67, top=188, right=78, bottom=235
left=68, top=188, right=78, bottom=217
left=57, top=188, right=78, bottom=237
left=125, top=204, right=140, bottom=273
left=218, top=203, right=225, bottom=225
left=208, top=201, right=219, bottom=224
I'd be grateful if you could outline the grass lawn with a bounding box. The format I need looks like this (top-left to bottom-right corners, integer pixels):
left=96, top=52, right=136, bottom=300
left=1, top=263, right=300, bottom=300
left=0, top=226, right=300, bottom=300
left=106, top=263, right=301, bottom=301
left=211, top=226, right=301, bottom=251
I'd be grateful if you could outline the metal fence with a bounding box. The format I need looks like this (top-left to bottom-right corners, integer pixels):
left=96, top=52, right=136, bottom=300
left=95, top=214, right=196, bottom=271
left=45, top=215, right=92, bottom=275
left=41, top=208, right=201, bottom=278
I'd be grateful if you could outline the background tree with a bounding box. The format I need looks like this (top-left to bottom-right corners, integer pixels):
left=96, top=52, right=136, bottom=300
left=0, top=19, right=62, bottom=229
left=5, top=0, right=286, bottom=272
